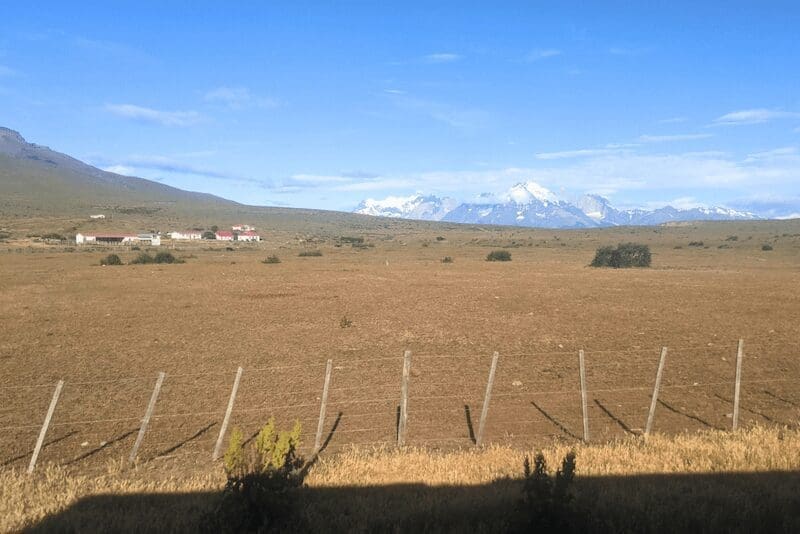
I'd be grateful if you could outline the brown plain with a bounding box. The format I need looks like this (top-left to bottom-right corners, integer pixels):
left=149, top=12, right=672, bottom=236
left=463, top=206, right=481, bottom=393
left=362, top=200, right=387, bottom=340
left=1, top=219, right=799, bottom=475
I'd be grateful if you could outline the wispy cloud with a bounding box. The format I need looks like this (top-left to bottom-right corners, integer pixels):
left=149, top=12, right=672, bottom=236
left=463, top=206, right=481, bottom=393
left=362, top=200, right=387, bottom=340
left=743, top=146, right=798, bottom=162
left=98, top=155, right=244, bottom=182
left=204, top=86, right=280, bottom=110
left=421, top=53, right=462, bottom=64
left=638, top=133, right=713, bottom=143
left=385, top=92, right=488, bottom=132
left=524, top=49, right=562, bottom=62
left=608, top=46, right=650, bottom=56
left=104, top=104, right=204, bottom=127
left=534, top=147, right=632, bottom=160
left=657, top=117, right=687, bottom=124
left=713, top=108, right=800, bottom=126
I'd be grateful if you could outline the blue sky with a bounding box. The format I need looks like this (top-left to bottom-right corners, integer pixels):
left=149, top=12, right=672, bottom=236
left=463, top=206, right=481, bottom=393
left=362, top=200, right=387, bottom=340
left=1, top=2, right=799, bottom=214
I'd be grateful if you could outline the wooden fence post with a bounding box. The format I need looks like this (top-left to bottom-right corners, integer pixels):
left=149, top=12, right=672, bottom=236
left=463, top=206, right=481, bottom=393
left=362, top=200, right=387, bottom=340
left=579, top=350, right=590, bottom=442
left=397, top=350, right=411, bottom=446
left=212, top=366, right=243, bottom=461
left=129, top=372, right=166, bottom=462
left=314, top=359, right=333, bottom=453
left=644, top=347, right=668, bottom=435
left=476, top=352, right=499, bottom=446
left=732, top=339, right=744, bottom=431
left=27, top=380, right=64, bottom=474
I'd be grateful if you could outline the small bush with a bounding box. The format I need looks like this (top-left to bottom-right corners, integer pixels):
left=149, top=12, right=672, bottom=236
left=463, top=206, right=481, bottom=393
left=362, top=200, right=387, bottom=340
left=209, top=419, right=304, bottom=532
left=202, top=231, right=216, bottom=240
left=298, top=250, right=323, bottom=257
left=130, top=245, right=141, bottom=251
left=262, top=255, right=281, bottom=264
left=100, top=254, right=123, bottom=266
left=339, top=236, right=364, bottom=244
left=436, top=236, right=446, bottom=241
left=41, top=233, right=64, bottom=241
left=688, top=241, right=704, bottom=247
left=514, top=452, right=578, bottom=531
left=225, top=246, right=235, bottom=252
left=340, top=315, right=353, bottom=328
left=762, top=244, right=773, bottom=251
left=486, top=250, right=512, bottom=262
left=726, top=235, right=739, bottom=241
left=154, top=251, right=183, bottom=264
left=591, top=243, right=651, bottom=268
left=130, top=252, right=155, bottom=264
left=441, top=256, right=454, bottom=263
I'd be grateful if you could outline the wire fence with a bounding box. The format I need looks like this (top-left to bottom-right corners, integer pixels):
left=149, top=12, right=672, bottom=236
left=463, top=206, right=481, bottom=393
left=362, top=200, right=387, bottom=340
left=2, top=336, right=799, bottom=472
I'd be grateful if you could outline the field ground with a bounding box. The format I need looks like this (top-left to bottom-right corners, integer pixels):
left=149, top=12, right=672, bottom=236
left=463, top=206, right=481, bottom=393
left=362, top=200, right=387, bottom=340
left=1, top=219, right=799, bottom=478
left=2, top=427, right=799, bottom=532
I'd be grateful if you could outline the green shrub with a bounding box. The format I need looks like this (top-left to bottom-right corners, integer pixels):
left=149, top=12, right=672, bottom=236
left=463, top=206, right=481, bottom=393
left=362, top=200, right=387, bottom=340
left=441, top=256, right=454, bottom=263
left=340, top=315, right=353, bottom=328
left=262, top=255, right=281, bottom=264
left=726, top=235, right=739, bottom=241
left=130, top=252, right=155, bottom=264
left=100, top=254, right=123, bottom=266
left=339, top=236, right=364, bottom=244
left=591, top=243, right=651, bottom=268
left=514, top=452, right=578, bottom=531
left=762, top=244, right=773, bottom=251
left=154, top=251, right=183, bottom=264
left=486, top=250, right=512, bottom=262
left=436, top=236, right=446, bottom=241
left=202, top=231, right=216, bottom=240
left=208, top=419, right=304, bottom=532
left=298, top=250, right=323, bottom=257
left=688, top=241, right=704, bottom=247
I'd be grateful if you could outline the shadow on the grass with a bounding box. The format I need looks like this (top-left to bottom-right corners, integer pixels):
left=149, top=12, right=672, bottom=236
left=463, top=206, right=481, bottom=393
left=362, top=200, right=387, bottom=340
left=25, top=471, right=800, bottom=533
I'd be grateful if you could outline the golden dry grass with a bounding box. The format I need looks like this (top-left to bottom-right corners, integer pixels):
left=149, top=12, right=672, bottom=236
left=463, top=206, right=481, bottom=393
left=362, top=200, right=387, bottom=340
left=3, top=426, right=799, bottom=532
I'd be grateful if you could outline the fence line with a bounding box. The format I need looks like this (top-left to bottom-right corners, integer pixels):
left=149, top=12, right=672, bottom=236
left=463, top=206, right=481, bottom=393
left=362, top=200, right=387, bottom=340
left=7, top=338, right=800, bottom=472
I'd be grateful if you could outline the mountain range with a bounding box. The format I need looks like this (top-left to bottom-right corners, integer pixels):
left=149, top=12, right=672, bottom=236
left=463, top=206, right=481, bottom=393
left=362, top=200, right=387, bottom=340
left=354, top=182, right=761, bottom=228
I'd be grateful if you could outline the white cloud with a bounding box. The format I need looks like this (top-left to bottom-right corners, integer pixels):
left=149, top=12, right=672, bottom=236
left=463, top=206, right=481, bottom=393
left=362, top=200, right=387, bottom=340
left=105, top=104, right=203, bottom=127
left=657, top=117, right=688, bottom=124
left=204, top=86, right=280, bottom=110
left=524, top=49, right=562, bottom=62
left=638, top=133, right=713, bottom=143
left=103, top=164, right=136, bottom=175
left=743, top=146, right=798, bottom=162
left=386, top=92, right=488, bottom=132
left=534, top=147, right=631, bottom=160
left=422, top=53, right=462, bottom=64
left=713, top=108, right=800, bottom=126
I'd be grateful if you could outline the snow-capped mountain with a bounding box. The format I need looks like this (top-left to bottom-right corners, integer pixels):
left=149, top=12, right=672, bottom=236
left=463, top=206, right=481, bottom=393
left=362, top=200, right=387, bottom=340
left=353, top=182, right=760, bottom=228
left=354, top=194, right=459, bottom=221
left=442, top=183, right=598, bottom=228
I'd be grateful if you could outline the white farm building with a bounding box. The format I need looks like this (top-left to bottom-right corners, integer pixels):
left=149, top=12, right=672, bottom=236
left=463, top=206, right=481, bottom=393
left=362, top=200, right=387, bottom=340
left=75, top=233, right=161, bottom=246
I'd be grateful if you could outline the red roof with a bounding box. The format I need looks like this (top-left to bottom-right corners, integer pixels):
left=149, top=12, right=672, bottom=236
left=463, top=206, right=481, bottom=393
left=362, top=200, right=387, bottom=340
left=216, top=231, right=234, bottom=237
left=240, top=231, right=259, bottom=236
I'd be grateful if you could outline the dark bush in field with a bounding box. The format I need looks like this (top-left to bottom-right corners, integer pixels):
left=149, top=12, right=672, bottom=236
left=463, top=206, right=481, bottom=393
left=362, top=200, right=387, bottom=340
left=202, top=231, right=216, bottom=240
left=130, top=252, right=155, bottom=264
left=513, top=452, right=578, bottom=532
left=486, top=250, right=512, bottom=262
left=262, top=255, right=281, bottom=264
left=298, top=250, right=323, bottom=257
left=154, top=251, right=183, bottom=264
left=100, top=254, right=123, bottom=266
left=591, top=243, right=651, bottom=268
left=762, top=244, right=773, bottom=251
left=688, top=241, right=704, bottom=247
left=441, top=256, right=454, bottom=263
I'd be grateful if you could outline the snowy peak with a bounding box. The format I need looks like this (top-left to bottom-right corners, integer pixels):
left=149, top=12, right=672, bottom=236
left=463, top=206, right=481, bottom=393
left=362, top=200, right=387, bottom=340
left=505, top=181, right=558, bottom=205
left=354, top=184, right=762, bottom=228
left=354, top=194, right=457, bottom=221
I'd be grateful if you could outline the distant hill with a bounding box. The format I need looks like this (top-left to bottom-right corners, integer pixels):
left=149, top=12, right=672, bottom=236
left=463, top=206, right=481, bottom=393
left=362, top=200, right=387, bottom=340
left=0, top=127, right=238, bottom=218
left=0, top=127, right=456, bottom=236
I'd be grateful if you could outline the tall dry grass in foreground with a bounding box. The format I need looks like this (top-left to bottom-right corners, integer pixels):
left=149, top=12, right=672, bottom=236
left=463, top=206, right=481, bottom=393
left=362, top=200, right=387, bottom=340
left=3, top=426, right=800, bottom=533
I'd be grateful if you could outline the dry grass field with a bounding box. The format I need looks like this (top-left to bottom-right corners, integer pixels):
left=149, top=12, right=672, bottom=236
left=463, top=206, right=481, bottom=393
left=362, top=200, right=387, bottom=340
left=1, top=218, right=799, bottom=530
left=2, top=427, right=800, bottom=532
